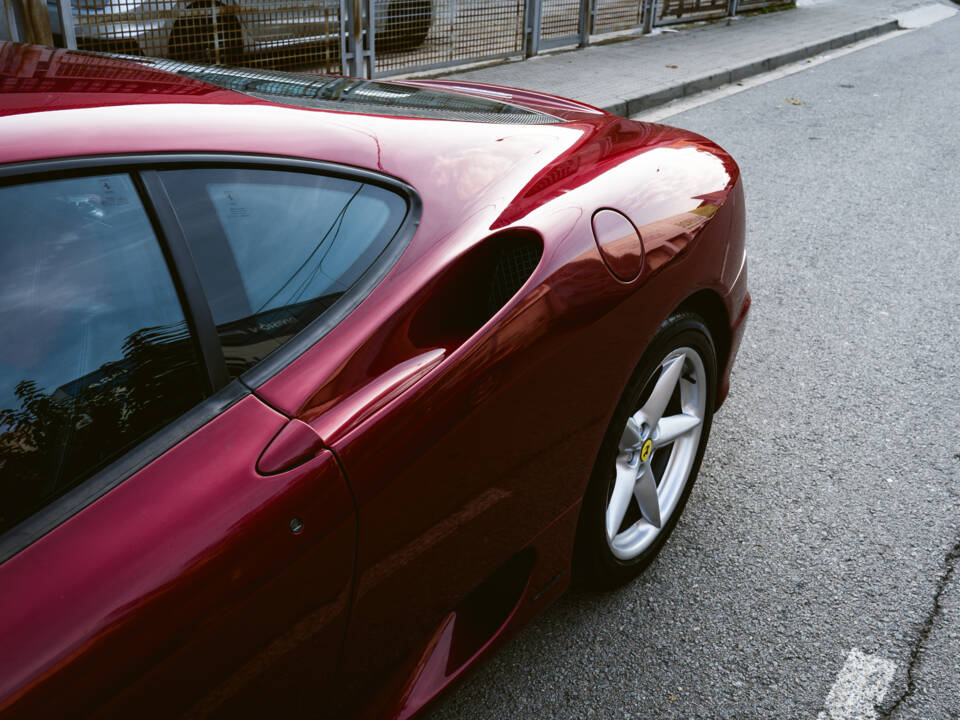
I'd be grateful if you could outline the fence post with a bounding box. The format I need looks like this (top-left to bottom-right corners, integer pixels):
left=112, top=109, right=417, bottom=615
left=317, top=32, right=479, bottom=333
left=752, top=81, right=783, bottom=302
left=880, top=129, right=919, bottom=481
left=523, top=0, right=541, bottom=58
left=342, top=0, right=371, bottom=77
left=577, top=0, right=591, bottom=46
left=727, top=0, right=739, bottom=15
left=17, top=0, right=52, bottom=44
left=352, top=0, right=366, bottom=76
left=362, top=0, right=374, bottom=78
left=4, top=0, right=24, bottom=41
left=55, top=0, right=75, bottom=48
left=449, top=0, right=457, bottom=61
left=339, top=0, right=351, bottom=74
left=642, top=0, right=655, bottom=32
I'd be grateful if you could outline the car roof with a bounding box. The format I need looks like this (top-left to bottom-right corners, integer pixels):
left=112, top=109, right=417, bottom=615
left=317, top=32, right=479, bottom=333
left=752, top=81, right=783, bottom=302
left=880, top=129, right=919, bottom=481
left=0, top=43, right=621, bottom=208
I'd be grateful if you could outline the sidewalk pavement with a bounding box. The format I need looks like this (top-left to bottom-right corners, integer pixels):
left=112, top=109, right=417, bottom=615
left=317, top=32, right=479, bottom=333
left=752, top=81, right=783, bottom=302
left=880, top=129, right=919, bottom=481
left=431, top=0, right=943, bottom=117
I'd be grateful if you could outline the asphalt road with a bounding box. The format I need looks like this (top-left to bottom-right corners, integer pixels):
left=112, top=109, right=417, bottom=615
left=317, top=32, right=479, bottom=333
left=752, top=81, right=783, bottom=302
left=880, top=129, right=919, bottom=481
left=428, top=14, right=960, bottom=720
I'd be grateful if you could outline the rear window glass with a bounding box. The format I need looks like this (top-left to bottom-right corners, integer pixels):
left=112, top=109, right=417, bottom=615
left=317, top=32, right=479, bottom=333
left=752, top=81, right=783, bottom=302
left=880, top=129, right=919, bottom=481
left=141, top=61, right=562, bottom=124
left=0, top=174, right=207, bottom=535
left=160, top=168, right=407, bottom=377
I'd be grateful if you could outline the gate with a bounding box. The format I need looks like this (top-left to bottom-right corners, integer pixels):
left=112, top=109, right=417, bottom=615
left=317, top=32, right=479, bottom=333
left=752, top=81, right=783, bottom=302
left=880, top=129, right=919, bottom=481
left=71, top=0, right=343, bottom=73
left=2, top=0, right=345, bottom=73
left=369, top=0, right=525, bottom=76
left=538, top=0, right=587, bottom=49
left=592, top=0, right=648, bottom=35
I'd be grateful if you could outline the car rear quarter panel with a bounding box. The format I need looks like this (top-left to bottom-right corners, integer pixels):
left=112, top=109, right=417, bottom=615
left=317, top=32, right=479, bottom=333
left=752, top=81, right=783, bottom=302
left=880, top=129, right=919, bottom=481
left=251, top=116, right=742, bottom=422
left=0, top=82, right=745, bottom=719
left=247, top=117, right=742, bottom=718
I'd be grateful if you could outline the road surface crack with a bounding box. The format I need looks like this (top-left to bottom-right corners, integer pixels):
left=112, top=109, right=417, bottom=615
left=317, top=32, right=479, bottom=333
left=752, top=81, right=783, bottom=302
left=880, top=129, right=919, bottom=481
left=878, top=536, right=960, bottom=719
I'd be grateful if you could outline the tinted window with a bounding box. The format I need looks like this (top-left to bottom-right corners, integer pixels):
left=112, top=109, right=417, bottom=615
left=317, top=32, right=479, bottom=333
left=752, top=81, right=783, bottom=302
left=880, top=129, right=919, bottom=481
left=161, top=168, right=407, bottom=376
left=0, top=175, right=207, bottom=535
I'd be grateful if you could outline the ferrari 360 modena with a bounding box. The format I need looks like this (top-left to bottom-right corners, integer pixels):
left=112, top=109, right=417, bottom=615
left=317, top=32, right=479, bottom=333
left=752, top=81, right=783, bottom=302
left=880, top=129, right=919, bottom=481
left=0, top=42, right=749, bottom=720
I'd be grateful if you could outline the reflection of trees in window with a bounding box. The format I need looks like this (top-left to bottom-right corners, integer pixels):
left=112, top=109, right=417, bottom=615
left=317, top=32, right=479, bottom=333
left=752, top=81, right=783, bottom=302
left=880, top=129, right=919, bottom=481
left=0, top=321, right=204, bottom=535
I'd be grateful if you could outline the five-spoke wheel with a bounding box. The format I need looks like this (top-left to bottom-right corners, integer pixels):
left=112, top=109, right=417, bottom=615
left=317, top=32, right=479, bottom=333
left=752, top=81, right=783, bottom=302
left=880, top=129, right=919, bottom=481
left=606, top=346, right=707, bottom=559
left=576, top=312, right=717, bottom=588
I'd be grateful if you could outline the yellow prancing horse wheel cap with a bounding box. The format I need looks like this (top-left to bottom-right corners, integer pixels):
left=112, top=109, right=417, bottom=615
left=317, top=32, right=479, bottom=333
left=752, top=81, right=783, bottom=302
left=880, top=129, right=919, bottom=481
left=640, top=438, right=653, bottom=463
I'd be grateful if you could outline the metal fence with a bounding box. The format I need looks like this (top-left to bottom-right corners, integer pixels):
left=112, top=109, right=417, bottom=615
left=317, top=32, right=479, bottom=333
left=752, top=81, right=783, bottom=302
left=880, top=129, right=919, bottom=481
left=592, top=0, right=647, bottom=35
left=370, top=0, right=525, bottom=76
left=735, top=0, right=785, bottom=10
left=654, top=0, right=728, bottom=26
left=1, top=0, right=791, bottom=78
left=539, top=0, right=584, bottom=48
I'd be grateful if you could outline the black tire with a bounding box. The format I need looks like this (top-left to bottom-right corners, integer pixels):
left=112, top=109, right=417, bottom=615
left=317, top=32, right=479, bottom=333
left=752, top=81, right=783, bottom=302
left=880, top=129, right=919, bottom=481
left=377, top=0, right=432, bottom=53
left=169, top=1, right=243, bottom=65
left=574, top=312, right=718, bottom=589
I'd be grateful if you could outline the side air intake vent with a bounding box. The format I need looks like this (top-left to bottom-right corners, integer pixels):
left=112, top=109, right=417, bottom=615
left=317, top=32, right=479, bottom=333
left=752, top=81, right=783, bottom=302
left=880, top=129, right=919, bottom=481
left=407, top=231, right=544, bottom=352
left=487, top=236, right=543, bottom=318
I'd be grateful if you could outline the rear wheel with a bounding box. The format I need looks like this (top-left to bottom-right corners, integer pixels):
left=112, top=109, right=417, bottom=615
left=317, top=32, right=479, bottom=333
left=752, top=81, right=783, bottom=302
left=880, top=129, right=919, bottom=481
left=169, top=1, right=243, bottom=65
left=575, top=312, right=717, bottom=589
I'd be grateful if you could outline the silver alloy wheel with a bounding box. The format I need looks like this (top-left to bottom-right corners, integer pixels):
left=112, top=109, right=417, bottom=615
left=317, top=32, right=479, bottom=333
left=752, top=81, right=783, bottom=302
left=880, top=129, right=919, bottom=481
left=605, top=346, right=707, bottom=560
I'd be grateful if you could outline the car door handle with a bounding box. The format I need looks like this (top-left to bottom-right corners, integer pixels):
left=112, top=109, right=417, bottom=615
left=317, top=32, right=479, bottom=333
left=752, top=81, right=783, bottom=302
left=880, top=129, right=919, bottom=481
left=257, top=419, right=326, bottom=475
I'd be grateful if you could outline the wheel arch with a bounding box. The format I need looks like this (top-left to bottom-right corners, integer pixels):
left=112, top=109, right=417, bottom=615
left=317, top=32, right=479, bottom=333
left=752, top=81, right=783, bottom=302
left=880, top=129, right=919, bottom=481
left=671, top=288, right=730, bottom=406
left=572, top=302, right=720, bottom=586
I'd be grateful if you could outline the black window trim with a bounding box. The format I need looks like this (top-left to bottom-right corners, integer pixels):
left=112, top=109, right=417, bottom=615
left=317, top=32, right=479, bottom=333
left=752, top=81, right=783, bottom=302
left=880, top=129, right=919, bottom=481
left=138, top=169, right=231, bottom=393
left=149, top=156, right=421, bottom=389
left=0, top=152, right=421, bottom=564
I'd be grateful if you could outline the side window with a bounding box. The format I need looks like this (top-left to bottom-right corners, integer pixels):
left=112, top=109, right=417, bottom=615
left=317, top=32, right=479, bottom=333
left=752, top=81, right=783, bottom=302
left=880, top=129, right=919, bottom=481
left=160, top=168, right=408, bottom=377
left=0, top=174, right=207, bottom=535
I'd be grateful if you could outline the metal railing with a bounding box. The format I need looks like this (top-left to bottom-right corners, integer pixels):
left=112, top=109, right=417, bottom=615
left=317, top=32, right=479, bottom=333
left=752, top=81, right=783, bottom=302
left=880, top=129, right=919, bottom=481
left=1, top=0, right=792, bottom=79
left=368, top=0, right=526, bottom=76
left=654, top=0, right=729, bottom=26
left=593, top=0, right=648, bottom=35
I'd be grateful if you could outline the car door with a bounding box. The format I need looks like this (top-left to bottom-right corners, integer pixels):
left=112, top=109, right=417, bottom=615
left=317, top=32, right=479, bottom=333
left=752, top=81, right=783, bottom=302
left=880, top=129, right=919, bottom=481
left=249, top=215, right=632, bottom=717
left=0, top=166, right=358, bottom=718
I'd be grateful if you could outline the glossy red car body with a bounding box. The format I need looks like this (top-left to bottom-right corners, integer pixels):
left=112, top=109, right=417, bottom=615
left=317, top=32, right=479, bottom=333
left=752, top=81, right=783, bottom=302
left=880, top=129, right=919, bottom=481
left=0, top=43, right=749, bottom=720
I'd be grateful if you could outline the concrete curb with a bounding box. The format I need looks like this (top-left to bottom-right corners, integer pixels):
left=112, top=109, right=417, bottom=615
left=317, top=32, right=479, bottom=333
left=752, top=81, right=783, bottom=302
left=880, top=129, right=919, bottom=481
left=601, top=18, right=900, bottom=117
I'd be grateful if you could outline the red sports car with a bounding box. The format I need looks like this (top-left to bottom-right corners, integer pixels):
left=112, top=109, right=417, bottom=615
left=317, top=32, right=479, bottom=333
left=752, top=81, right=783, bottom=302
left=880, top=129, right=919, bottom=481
left=0, top=42, right=749, bottom=720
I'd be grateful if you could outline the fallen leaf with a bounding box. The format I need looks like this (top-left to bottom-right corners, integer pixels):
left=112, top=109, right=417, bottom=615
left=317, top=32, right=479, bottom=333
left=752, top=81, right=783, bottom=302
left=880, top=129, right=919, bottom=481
left=786, top=97, right=805, bottom=105
left=669, top=695, right=677, bottom=702
left=666, top=64, right=678, bottom=68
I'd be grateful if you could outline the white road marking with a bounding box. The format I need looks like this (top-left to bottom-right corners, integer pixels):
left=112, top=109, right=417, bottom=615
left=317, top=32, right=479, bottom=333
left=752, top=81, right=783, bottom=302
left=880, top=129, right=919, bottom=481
left=633, top=31, right=910, bottom=122
left=816, top=649, right=897, bottom=720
